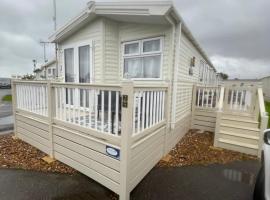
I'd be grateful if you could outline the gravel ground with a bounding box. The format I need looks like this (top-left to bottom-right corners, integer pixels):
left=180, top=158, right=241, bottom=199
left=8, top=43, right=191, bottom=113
left=0, top=130, right=257, bottom=175
left=157, top=129, right=257, bottom=167
left=0, top=134, right=76, bottom=174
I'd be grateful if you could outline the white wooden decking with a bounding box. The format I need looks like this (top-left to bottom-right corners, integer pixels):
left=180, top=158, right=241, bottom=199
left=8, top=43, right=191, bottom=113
left=11, top=80, right=268, bottom=200
left=12, top=80, right=169, bottom=200
left=192, top=82, right=268, bottom=157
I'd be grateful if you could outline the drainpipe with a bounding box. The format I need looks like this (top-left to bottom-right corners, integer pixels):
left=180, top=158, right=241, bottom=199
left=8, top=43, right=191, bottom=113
left=166, top=15, right=182, bottom=129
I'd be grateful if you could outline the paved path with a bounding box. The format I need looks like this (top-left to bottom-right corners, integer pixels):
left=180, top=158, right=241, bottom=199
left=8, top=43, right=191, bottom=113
left=0, top=160, right=260, bottom=200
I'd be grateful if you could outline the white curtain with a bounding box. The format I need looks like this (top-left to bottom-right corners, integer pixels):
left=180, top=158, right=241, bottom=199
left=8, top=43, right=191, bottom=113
left=143, top=39, right=160, bottom=52
left=143, top=56, right=161, bottom=78
left=124, top=58, right=142, bottom=78
left=124, top=43, right=139, bottom=54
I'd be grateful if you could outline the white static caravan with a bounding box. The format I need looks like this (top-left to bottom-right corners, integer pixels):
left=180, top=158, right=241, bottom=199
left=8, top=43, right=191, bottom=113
left=11, top=1, right=268, bottom=200
left=34, top=59, right=57, bottom=80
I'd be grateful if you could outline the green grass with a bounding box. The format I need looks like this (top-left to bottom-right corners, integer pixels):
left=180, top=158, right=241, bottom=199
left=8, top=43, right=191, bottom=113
left=2, top=95, right=12, bottom=102
left=266, top=101, right=270, bottom=128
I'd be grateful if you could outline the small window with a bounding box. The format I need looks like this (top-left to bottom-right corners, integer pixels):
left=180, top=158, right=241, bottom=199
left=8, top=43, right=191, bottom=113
left=124, top=42, right=139, bottom=55
left=123, top=37, right=162, bottom=79
left=143, top=39, right=161, bottom=53
left=48, top=68, right=51, bottom=74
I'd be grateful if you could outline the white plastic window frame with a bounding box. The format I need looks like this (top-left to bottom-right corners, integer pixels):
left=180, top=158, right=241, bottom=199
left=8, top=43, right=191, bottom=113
left=122, top=37, right=163, bottom=80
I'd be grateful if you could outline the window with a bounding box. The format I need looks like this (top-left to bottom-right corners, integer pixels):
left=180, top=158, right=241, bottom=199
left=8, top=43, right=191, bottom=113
left=79, top=45, right=90, bottom=83
left=79, top=45, right=90, bottom=106
left=52, top=68, right=56, bottom=76
left=123, top=37, right=162, bottom=79
left=64, top=48, right=74, bottom=83
left=64, top=48, right=74, bottom=105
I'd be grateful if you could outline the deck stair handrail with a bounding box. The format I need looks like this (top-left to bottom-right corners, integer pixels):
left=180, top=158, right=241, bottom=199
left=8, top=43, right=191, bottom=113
left=257, top=87, right=269, bottom=153
left=217, top=86, right=225, bottom=111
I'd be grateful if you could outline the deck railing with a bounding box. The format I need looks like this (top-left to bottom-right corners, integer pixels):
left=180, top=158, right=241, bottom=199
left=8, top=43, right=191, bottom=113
left=52, top=83, right=122, bottom=135
left=133, top=86, right=167, bottom=135
left=195, top=86, right=220, bottom=109
left=13, top=80, right=169, bottom=138
left=15, top=81, right=48, bottom=116
left=223, top=85, right=257, bottom=113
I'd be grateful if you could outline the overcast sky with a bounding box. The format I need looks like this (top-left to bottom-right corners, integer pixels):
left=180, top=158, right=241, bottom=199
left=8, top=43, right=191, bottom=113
left=0, top=0, right=269, bottom=79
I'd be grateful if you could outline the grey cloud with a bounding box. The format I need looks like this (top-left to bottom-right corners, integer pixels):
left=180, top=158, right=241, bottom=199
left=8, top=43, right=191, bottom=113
left=0, top=0, right=269, bottom=79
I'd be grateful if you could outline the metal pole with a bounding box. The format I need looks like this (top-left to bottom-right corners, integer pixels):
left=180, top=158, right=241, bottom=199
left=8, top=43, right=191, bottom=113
left=53, top=0, right=58, bottom=78
left=53, top=0, right=57, bottom=31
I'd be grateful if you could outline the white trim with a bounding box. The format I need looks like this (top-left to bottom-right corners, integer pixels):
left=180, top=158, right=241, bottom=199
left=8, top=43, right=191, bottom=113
left=121, top=37, right=164, bottom=80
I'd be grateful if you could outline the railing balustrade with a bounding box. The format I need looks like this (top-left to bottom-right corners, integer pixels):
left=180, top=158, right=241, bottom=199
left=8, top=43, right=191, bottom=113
left=13, top=80, right=169, bottom=137
left=195, top=86, right=220, bottom=109
left=224, top=87, right=255, bottom=112
left=133, top=86, right=167, bottom=135
left=15, top=81, right=48, bottom=116
left=52, top=83, right=122, bottom=135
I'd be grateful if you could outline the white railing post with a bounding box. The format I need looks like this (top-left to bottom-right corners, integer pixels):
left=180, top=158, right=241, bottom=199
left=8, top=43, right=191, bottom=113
left=218, top=87, right=225, bottom=111
left=214, top=86, right=225, bottom=147
left=11, top=80, right=18, bottom=137
left=47, top=81, right=55, bottom=158
left=119, top=81, right=134, bottom=200
left=257, top=87, right=269, bottom=157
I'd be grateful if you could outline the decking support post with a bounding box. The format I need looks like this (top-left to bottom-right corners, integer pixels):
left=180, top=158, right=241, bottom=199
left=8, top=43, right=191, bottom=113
left=119, top=81, right=134, bottom=200
left=47, top=81, right=55, bottom=158
left=11, top=80, right=18, bottom=137
left=254, top=93, right=260, bottom=121
left=163, top=81, right=171, bottom=156
left=214, top=111, right=222, bottom=147
left=214, top=86, right=225, bottom=147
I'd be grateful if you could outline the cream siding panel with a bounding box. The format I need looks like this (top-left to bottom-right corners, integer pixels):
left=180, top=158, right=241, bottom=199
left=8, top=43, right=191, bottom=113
left=175, top=31, right=210, bottom=122
left=129, top=126, right=166, bottom=191
left=57, top=19, right=104, bottom=83
left=191, top=108, right=217, bottom=132
left=104, top=19, right=120, bottom=83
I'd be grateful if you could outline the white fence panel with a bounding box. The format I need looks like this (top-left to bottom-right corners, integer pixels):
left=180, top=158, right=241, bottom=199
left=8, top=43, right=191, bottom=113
left=16, top=83, right=48, bottom=116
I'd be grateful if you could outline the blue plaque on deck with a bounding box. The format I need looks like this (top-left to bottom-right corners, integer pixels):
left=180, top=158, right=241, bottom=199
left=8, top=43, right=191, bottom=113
left=106, top=146, right=120, bottom=160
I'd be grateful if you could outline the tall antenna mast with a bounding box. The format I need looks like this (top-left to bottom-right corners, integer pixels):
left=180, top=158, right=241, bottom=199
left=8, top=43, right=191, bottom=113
left=53, top=0, right=58, bottom=77
left=53, top=0, right=57, bottom=31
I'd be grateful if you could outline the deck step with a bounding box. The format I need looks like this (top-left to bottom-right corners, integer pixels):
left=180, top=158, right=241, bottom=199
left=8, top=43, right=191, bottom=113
left=220, top=131, right=259, bottom=140
left=219, top=131, right=259, bottom=145
left=221, top=117, right=259, bottom=129
left=220, top=123, right=260, bottom=135
left=222, top=113, right=255, bottom=121
left=218, top=138, right=258, bottom=156
left=218, top=138, right=258, bottom=149
left=221, top=116, right=258, bottom=124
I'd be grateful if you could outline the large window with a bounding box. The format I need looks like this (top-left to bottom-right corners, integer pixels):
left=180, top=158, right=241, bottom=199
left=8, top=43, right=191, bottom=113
left=63, top=42, right=92, bottom=106
left=79, top=45, right=90, bottom=83
left=123, top=37, right=163, bottom=79
left=64, top=48, right=74, bottom=83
